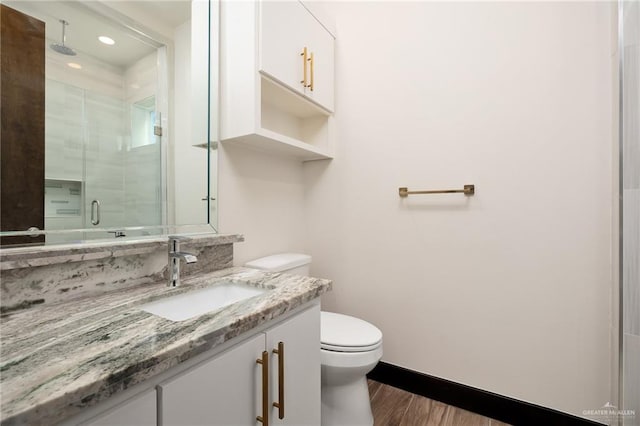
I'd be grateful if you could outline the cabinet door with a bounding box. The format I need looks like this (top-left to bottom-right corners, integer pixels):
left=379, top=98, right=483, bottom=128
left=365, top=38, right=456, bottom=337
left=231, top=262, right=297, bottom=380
left=260, top=1, right=309, bottom=98
left=266, top=305, right=321, bottom=426
left=260, top=1, right=334, bottom=112
left=303, top=16, right=334, bottom=112
left=160, top=334, right=265, bottom=426
left=84, top=389, right=156, bottom=426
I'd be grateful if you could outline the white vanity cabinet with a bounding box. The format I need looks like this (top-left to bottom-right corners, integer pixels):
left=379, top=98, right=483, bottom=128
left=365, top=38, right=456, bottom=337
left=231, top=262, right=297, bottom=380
left=160, top=304, right=321, bottom=425
left=84, top=389, right=156, bottom=426
left=160, top=333, right=265, bottom=425
left=70, top=303, right=321, bottom=426
left=266, top=302, right=321, bottom=425
left=221, top=0, right=335, bottom=161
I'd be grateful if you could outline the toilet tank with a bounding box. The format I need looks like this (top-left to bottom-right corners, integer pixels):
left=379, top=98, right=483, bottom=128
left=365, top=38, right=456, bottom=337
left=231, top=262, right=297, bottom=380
left=244, top=253, right=311, bottom=275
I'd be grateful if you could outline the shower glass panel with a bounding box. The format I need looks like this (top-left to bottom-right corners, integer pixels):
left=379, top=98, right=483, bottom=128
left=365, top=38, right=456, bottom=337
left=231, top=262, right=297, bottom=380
left=44, top=77, right=163, bottom=241
left=84, top=90, right=128, bottom=231
left=124, top=95, right=162, bottom=229
left=621, top=1, right=640, bottom=424
left=44, top=79, right=85, bottom=243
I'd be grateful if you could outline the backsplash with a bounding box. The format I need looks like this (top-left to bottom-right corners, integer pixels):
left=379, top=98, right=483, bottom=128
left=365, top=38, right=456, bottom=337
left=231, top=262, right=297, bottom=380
left=0, top=234, right=243, bottom=313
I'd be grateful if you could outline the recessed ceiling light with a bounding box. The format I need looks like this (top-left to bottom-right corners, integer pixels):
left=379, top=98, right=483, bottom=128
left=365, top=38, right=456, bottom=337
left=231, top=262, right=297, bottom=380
left=67, top=62, right=82, bottom=69
left=98, top=36, right=115, bottom=45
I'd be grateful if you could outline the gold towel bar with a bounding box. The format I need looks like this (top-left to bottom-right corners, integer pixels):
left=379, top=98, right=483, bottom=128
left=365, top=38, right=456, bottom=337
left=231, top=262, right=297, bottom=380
left=399, top=185, right=475, bottom=197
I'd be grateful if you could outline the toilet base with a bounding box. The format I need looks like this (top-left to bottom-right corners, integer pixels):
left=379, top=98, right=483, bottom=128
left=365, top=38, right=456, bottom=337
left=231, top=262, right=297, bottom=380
left=321, top=376, right=373, bottom=426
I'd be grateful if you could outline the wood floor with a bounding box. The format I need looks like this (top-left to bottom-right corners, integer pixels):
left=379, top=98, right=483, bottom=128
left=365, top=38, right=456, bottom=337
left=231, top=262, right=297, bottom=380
left=369, top=380, right=511, bottom=426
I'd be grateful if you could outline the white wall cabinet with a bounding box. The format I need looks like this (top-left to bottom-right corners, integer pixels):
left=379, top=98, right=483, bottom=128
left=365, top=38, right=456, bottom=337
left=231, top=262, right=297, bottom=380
left=260, top=1, right=334, bottom=111
left=221, top=0, right=335, bottom=161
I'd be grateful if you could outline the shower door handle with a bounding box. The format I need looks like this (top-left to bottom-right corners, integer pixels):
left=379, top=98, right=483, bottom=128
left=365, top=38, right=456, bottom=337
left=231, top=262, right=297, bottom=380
left=91, top=200, right=101, bottom=225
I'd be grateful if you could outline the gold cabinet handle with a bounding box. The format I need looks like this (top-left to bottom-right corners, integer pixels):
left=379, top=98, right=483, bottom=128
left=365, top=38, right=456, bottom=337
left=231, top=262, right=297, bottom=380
left=272, top=342, right=285, bottom=419
left=300, top=47, right=308, bottom=88
left=256, top=351, right=269, bottom=426
left=308, top=52, right=314, bottom=91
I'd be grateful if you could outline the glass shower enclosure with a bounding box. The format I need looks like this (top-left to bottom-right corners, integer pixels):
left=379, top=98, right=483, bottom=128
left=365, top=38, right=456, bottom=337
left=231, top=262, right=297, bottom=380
left=44, top=77, right=164, bottom=242
left=620, top=1, right=640, bottom=424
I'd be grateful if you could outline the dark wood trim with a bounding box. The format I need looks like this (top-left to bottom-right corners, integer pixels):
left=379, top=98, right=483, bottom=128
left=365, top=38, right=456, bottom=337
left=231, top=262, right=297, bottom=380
left=1, top=4, right=46, bottom=246
left=368, top=361, right=604, bottom=426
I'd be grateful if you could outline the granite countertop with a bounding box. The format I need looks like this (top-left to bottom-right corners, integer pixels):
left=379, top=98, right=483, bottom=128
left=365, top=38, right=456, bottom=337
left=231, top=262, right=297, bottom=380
left=0, top=234, right=243, bottom=270
left=0, top=268, right=332, bottom=425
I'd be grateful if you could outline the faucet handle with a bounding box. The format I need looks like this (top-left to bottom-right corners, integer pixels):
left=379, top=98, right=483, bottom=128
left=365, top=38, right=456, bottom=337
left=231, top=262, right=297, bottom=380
left=171, top=252, right=198, bottom=264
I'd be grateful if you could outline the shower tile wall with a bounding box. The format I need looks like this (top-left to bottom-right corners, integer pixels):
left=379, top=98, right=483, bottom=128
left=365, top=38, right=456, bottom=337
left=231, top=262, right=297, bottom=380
left=623, top=1, right=640, bottom=424
left=45, top=80, right=83, bottom=181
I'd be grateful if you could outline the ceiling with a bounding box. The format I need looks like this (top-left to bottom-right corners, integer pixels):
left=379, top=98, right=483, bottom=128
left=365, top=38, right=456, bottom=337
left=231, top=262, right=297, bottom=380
left=4, top=0, right=191, bottom=69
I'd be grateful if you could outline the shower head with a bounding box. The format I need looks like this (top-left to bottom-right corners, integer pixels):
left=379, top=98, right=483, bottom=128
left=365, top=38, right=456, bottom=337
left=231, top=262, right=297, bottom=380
left=50, top=43, right=76, bottom=56
left=50, top=20, right=76, bottom=56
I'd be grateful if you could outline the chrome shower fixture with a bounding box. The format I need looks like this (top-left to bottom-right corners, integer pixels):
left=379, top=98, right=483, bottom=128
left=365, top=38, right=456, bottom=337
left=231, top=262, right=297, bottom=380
left=50, top=20, right=76, bottom=56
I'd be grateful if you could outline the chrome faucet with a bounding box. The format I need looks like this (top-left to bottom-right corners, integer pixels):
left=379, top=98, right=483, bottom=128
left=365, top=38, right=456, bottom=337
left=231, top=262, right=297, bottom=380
left=168, top=236, right=198, bottom=287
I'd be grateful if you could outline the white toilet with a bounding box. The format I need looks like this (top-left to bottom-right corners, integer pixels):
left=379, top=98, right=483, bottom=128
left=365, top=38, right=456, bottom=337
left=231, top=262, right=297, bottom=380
left=245, top=253, right=383, bottom=426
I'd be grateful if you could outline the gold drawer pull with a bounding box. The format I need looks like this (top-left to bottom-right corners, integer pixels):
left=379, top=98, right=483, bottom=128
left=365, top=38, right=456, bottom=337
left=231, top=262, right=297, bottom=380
left=256, top=351, right=269, bottom=425
left=272, top=342, right=285, bottom=419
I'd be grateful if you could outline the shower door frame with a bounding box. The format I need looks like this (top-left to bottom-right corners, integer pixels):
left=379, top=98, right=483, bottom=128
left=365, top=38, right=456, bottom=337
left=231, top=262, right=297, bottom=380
left=617, top=1, right=640, bottom=424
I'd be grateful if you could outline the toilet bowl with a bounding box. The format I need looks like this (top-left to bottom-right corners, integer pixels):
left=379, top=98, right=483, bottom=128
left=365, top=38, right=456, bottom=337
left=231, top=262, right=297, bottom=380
left=320, top=311, right=383, bottom=426
left=244, top=254, right=383, bottom=426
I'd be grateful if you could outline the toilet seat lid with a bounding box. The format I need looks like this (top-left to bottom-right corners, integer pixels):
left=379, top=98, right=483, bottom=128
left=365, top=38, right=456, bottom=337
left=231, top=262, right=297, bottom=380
left=321, top=311, right=382, bottom=352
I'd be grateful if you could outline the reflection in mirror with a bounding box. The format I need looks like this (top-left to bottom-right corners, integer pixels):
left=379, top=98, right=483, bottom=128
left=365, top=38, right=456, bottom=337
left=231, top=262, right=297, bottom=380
left=0, top=0, right=217, bottom=247
left=131, top=96, right=157, bottom=149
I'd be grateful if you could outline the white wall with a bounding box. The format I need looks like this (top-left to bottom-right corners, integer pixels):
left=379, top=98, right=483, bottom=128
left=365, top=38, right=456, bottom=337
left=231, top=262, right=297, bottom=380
left=218, top=143, right=307, bottom=266
left=124, top=52, right=157, bottom=104
left=303, top=1, right=614, bottom=419
left=45, top=48, right=124, bottom=100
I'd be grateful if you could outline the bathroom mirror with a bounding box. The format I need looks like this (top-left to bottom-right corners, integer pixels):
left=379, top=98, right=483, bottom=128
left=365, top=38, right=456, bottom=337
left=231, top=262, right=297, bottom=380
left=0, top=0, right=218, bottom=246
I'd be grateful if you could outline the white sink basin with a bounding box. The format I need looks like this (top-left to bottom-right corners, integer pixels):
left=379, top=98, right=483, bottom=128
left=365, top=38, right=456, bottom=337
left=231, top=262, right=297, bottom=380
left=140, top=282, right=268, bottom=321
